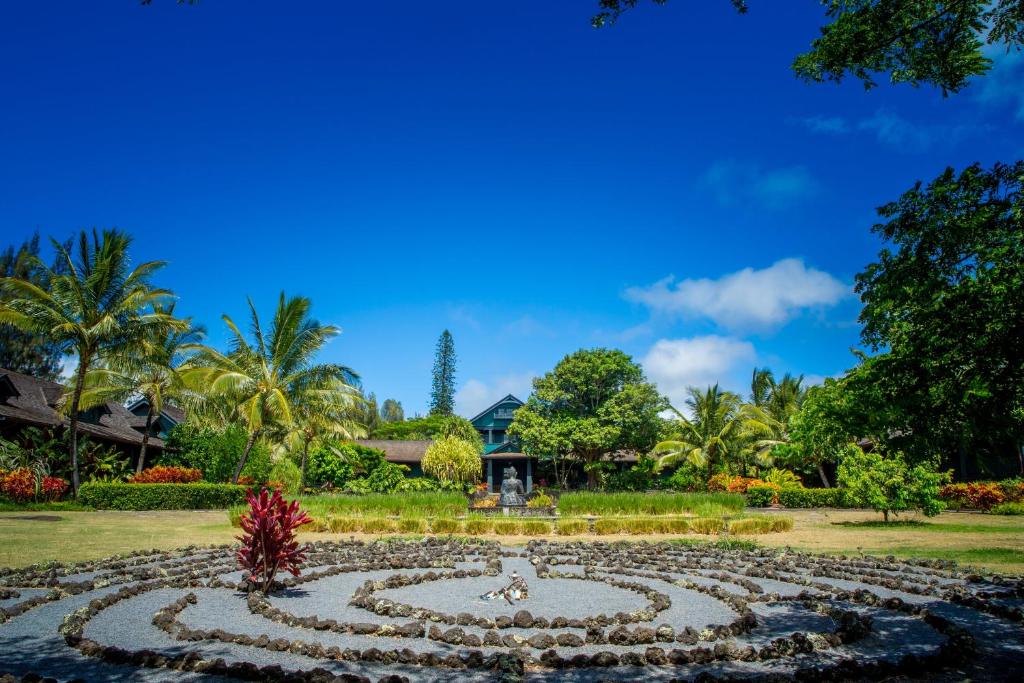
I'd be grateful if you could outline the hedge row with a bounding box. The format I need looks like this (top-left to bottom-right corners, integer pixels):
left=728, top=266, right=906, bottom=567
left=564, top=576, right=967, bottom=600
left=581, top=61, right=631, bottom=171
left=746, top=485, right=850, bottom=508
left=78, top=482, right=249, bottom=510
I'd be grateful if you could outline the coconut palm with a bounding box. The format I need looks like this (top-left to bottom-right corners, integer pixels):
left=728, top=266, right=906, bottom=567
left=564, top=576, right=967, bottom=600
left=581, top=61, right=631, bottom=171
left=653, top=384, right=747, bottom=478
left=78, top=303, right=205, bottom=473
left=0, top=229, right=182, bottom=493
left=279, top=384, right=366, bottom=490
left=186, top=293, right=359, bottom=483
left=742, top=368, right=809, bottom=470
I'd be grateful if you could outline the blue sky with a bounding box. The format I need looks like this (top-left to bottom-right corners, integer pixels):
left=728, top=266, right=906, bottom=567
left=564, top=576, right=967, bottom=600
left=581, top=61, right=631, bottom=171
left=2, top=1, right=1021, bottom=416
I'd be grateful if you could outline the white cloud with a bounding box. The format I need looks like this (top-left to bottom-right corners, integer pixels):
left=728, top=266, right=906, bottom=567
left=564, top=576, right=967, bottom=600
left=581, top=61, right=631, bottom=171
left=699, top=160, right=818, bottom=209
left=976, top=45, right=1024, bottom=121
left=794, top=115, right=850, bottom=134
left=795, top=109, right=989, bottom=152
left=625, top=258, right=849, bottom=331
left=641, top=336, right=755, bottom=408
left=455, top=371, right=537, bottom=417
left=502, top=315, right=554, bottom=337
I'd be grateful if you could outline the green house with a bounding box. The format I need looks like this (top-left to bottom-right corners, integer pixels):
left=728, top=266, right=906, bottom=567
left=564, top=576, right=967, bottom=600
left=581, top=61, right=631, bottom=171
left=470, top=394, right=537, bottom=493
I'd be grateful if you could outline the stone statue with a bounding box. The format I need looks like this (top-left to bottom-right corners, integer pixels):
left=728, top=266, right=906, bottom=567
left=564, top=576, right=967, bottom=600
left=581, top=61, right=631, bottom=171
left=480, top=570, right=529, bottom=605
left=498, top=466, right=526, bottom=507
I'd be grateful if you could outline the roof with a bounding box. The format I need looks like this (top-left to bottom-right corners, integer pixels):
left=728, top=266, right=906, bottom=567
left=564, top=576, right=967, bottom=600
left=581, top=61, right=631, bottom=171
left=354, top=439, right=433, bottom=463
left=0, top=368, right=165, bottom=449
left=468, top=394, right=524, bottom=424
left=127, top=398, right=186, bottom=426
left=481, top=451, right=533, bottom=460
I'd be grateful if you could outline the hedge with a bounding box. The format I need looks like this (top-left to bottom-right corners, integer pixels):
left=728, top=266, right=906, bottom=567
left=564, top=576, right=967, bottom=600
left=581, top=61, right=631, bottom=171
left=776, top=487, right=849, bottom=508
left=745, top=485, right=777, bottom=507
left=78, top=482, right=249, bottom=510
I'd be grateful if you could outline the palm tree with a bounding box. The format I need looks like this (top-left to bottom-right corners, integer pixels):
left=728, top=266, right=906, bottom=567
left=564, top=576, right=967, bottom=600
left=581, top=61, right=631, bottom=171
left=280, top=383, right=366, bottom=490
left=187, top=293, right=359, bottom=483
left=653, top=384, right=746, bottom=478
left=0, top=229, right=182, bottom=493
left=78, top=303, right=205, bottom=473
left=743, top=368, right=808, bottom=471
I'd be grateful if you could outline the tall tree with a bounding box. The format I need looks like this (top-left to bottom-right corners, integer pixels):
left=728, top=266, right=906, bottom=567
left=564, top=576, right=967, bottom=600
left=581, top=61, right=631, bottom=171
left=281, top=384, right=366, bottom=490
left=0, top=232, right=69, bottom=380
left=380, top=398, right=405, bottom=423
left=186, top=293, right=360, bottom=483
left=853, top=161, right=1024, bottom=477
left=429, top=330, right=456, bottom=416
left=592, top=0, right=1024, bottom=94
left=508, top=348, right=666, bottom=488
left=653, top=384, right=749, bottom=478
left=77, top=303, right=204, bottom=473
left=0, top=229, right=182, bottom=493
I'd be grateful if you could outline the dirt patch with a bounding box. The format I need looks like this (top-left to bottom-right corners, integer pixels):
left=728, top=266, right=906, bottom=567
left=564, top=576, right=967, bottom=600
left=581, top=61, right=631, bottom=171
left=13, top=515, right=64, bottom=522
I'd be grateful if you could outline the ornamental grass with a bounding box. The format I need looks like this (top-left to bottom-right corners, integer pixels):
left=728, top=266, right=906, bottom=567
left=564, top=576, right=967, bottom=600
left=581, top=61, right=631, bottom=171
left=557, top=491, right=744, bottom=516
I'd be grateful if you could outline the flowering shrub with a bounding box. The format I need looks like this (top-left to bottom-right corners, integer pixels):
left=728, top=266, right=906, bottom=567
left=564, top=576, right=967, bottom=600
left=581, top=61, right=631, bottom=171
left=128, top=466, right=203, bottom=484
left=707, top=474, right=770, bottom=494
left=939, top=482, right=1006, bottom=511
left=1, top=468, right=36, bottom=502
left=236, top=488, right=310, bottom=593
left=41, top=476, right=68, bottom=501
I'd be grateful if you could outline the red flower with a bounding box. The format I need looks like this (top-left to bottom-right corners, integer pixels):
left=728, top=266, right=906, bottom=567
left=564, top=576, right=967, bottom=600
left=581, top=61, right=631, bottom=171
left=1, top=469, right=35, bottom=502
left=128, top=466, right=203, bottom=484
left=41, top=476, right=68, bottom=501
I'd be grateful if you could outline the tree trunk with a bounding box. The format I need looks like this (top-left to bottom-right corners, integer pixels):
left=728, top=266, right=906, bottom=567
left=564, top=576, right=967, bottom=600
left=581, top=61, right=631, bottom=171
left=68, top=355, right=90, bottom=496
left=816, top=462, right=831, bottom=488
left=883, top=509, right=889, bottom=523
left=137, top=401, right=155, bottom=474
left=300, top=440, right=309, bottom=491
left=232, top=430, right=260, bottom=484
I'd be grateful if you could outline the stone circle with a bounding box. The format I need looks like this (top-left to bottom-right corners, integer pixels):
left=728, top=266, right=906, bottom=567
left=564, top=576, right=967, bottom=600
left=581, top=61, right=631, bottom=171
left=0, top=538, right=1022, bottom=681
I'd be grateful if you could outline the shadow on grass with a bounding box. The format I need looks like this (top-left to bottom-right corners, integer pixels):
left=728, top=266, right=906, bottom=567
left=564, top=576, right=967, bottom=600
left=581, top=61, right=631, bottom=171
left=831, top=520, right=928, bottom=528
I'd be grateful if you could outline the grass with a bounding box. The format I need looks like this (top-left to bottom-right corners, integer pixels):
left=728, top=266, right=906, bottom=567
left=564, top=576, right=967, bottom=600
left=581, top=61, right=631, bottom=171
left=0, top=501, right=94, bottom=512
left=557, top=491, right=744, bottom=516
left=227, top=491, right=466, bottom=524
left=728, top=515, right=794, bottom=535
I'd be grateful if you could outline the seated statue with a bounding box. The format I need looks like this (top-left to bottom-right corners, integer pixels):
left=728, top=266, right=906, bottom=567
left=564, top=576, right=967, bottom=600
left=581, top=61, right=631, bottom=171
left=498, top=466, right=526, bottom=507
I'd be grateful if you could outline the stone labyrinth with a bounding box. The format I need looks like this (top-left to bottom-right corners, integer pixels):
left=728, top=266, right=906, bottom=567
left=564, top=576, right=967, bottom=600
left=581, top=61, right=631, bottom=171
left=1, top=539, right=1022, bottom=682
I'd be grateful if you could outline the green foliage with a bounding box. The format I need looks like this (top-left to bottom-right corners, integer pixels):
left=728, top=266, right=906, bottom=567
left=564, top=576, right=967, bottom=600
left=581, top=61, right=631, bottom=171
left=762, top=468, right=803, bottom=488
left=464, top=517, right=493, bottom=534
left=430, top=518, right=465, bottom=534
left=557, top=491, right=744, bottom=516
left=728, top=515, right=793, bottom=535
left=369, top=415, right=448, bottom=440
left=605, top=456, right=658, bottom=491
left=778, top=380, right=859, bottom=487
left=663, top=461, right=705, bottom=492
left=991, top=502, right=1024, bottom=515
left=527, top=491, right=553, bottom=508
left=654, top=385, right=747, bottom=477
left=422, top=435, right=482, bottom=487
left=290, top=492, right=466, bottom=519
left=837, top=449, right=951, bottom=522
left=521, top=519, right=552, bottom=535
left=346, top=460, right=411, bottom=494
left=776, top=487, right=847, bottom=509
left=305, top=444, right=355, bottom=488
left=852, top=162, right=1024, bottom=476
left=76, top=438, right=132, bottom=483
left=0, top=232, right=68, bottom=380
left=556, top=518, right=589, bottom=535
left=592, top=1, right=1024, bottom=94
left=689, top=517, right=725, bottom=534
left=429, top=329, right=457, bottom=416
left=380, top=398, right=404, bottom=423
left=268, top=458, right=302, bottom=494
left=79, top=481, right=248, bottom=510
left=745, top=485, right=776, bottom=508
left=437, top=416, right=484, bottom=454
left=509, top=348, right=666, bottom=488
left=162, top=423, right=270, bottom=484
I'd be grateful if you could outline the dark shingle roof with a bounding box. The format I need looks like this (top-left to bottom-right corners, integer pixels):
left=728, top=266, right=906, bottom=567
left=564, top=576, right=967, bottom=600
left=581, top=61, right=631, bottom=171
left=0, top=368, right=164, bottom=449
left=354, top=439, right=433, bottom=463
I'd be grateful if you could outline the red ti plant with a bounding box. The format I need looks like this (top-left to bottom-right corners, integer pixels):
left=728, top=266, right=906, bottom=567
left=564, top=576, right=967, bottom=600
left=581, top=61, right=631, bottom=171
left=236, top=488, right=311, bottom=593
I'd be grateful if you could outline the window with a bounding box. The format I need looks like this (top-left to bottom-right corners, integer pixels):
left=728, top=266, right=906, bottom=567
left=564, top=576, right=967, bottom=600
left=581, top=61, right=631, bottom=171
left=494, top=407, right=516, bottom=419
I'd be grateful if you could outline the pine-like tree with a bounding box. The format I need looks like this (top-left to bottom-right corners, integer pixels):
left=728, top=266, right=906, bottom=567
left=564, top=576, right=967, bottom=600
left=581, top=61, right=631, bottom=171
left=380, top=398, right=404, bottom=423
left=429, top=330, right=456, bottom=416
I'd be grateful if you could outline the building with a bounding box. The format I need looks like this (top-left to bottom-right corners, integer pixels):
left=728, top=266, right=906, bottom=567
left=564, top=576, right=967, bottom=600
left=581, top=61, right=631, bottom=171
left=469, top=395, right=538, bottom=493
left=127, top=398, right=186, bottom=441
left=0, top=367, right=167, bottom=463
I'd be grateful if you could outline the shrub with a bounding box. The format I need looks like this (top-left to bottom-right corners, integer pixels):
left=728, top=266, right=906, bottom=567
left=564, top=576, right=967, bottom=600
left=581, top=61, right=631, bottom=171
left=837, top=449, right=950, bottom=522
left=430, top=518, right=465, bottom=534
left=40, top=476, right=68, bottom=501
left=991, top=502, right=1024, bottom=515
left=521, top=520, right=552, bottom=536
left=689, top=517, right=724, bottom=534
left=1, top=468, right=37, bottom=502
left=622, top=517, right=657, bottom=534
left=762, top=468, right=804, bottom=489
left=360, top=517, right=400, bottom=534
left=939, top=482, right=1007, bottom=511
left=776, top=487, right=847, bottom=508
left=556, top=518, right=589, bottom=535
left=78, top=482, right=249, bottom=510
left=746, top=485, right=778, bottom=507
left=236, top=488, right=310, bottom=592
left=527, top=492, right=553, bottom=509
left=162, top=424, right=271, bottom=484
left=345, top=461, right=412, bottom=494
left=727, top=515, right=793, bottom=535
left=708, top=474, right=769, bottom=494
left=128, top=466, right=202, bottom=484
left=327, top=516, right=360, bottom=533
left=397, top=517, right=428, bottom=533
left=593, top=518, right=625, bottom=535
left=464, top=517, right=493, bottom=535
left=421, top=436, right=482, bottom=487
left=655, top=517, right=690, bottom=534
left=492, top=519, right=523, bottom=535
left=268, top=458, right=303, bottom=495
left=605, top=456, right=659, bottom=491
left=664, top=462, right=704, bottom=492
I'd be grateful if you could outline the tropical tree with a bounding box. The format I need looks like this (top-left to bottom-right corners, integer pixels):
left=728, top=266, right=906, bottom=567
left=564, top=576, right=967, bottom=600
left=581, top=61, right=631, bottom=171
left=422, top=435, right=481, bottom=488
left=185, top=293, right=359, bottom=484
left=380, top=398, right=404, bottom=423
left=78, top=303, right=205, bottom=473
left=509, top=348, right=665, bottom=489
left=653, top=384, right=758, bottom=478
left=429, top=329, right=456, bottom=416
left=279, top=384, right=366, bottom=490
left=0, top=229, right=182, bottom=493
left=741, top=368, right=809, bottom=470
